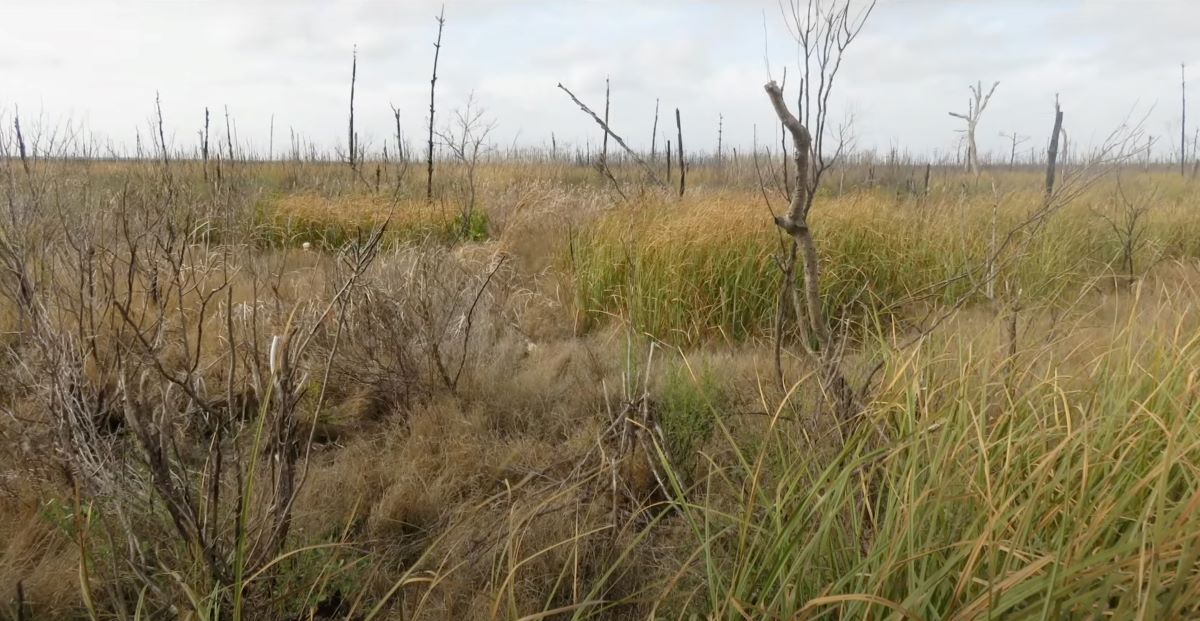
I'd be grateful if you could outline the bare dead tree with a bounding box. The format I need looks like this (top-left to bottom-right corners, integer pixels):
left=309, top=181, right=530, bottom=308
left=1001, top=131, right=1029, bottom=169
left=268, top=113, right=274, bottom=160
left=224, top=105, right=234, bottom=160
left=200, top=107, right=209, bottom=180
left=768, top=0, right=876, bottom=424
left=152, top=92, right=170, bottom=173
left=348, top=45, right=358, bottom=170
left=717, top=113, right=724, bottom=163
left=1193, top=128, right=1200, bottom=178
left=1046, top=97, right=1065, bottom=199
left=675, top=108, right=685, bottom=196
left=0, top=115, right=37, bottom=329
left=13, top=108, right=30, bottom=175
left=665, top=138, right=672, bottom=182
left=650, top=98, right=660, bottom=161
left=1060, top=126, right=1070, bottom=167
left=601, top=76, right=611, bottom=170
left=427, top=6, right=446, bottom=202
left=1182, top=63, right=1188, bottom=177
left=1097, top=175, right=1153, bottom=284
left=390, top=103, right=404, bottom=163
left=436, top=95, right=496, bottom=239
left=949, top=81, right=999, bottom=175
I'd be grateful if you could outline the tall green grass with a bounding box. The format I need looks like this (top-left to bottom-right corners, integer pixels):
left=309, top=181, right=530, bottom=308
left=666, top=282, right=1200, bottom=618
left=573, top=185, right=1200, bottom=345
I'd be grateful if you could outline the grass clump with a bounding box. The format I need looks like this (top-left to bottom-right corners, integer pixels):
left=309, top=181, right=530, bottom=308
left=256, top=192, right=490, bottom=249
left=572, top=184, right=1200, bottom=345
left=675, top=282, right=1200, bottom=618
left=656, top=363, right=726, bottom=477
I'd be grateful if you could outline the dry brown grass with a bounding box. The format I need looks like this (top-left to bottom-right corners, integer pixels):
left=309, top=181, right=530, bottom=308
left=3, top=155, right=1200, bottom=618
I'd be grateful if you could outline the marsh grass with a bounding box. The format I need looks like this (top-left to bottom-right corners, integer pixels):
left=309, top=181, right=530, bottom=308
left=3, top=154, right=1200, bottom=619
left=257, top=192, right=490, bottom=249
left=572, top=182, right=1200, bottom=345
left=667, top=275, right=1200, bottom=618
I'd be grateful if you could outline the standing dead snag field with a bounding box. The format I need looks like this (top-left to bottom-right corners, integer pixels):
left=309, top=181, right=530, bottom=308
left=2, top=149, right=1200, bottom=619
left=3, top=1, right=1200, bottom=618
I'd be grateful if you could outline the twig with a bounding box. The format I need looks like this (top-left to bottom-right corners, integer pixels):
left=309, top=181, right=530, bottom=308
left=452, top=255, right=507, bottom=390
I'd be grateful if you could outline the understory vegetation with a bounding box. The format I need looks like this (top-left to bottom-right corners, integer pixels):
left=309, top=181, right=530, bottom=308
left=2, top=150, right=1200, bottom=620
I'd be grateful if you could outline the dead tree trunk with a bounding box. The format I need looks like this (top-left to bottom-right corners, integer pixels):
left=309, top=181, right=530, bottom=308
left=390, top=104, right=404, bottom=162
left=601, top=76, right=610, bottom=170
left=675, top=108, right=685, bottom=196
left=427, top=6, right=445, bottom=202
left=666, top=139, right=672, bottom=181
left=764, top=81, right=827, bottom=349
left=765, top=80, right=857, bottom=423
left=201, top=107, right=210, bottom=181
left=1182, top=63, right=1188, bottom=177
left=154, top=92, right=169, bottom=171
left=949, top=81, right=999, bottom=175
left=1002, top=131, right=1027, bottom=170
left=717, top=113, right=724, bottom=163
left=348, top=46, right=358, bottom=170
left=1060, top=127, right=1070, bottom=168
left=1045, top=97, right=1065, bottom=199
left=224, top=105, right=235, bottom=160
left=650, top=98, right=659, bottom=162
left=1193, top=128, right=1200, bottom=179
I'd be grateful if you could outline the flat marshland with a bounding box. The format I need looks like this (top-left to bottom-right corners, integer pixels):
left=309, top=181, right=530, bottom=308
left=3, top=152, right=1200, bottom=619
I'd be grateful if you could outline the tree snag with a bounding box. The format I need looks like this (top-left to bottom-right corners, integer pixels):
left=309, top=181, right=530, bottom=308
left=764, top=81, right=827, bottom=349
left=201, top=107, right=209, bottom=181
left=1045, top=96, right=1065, bottom=199
left=348, top=45, right=358, bottom=170
left=427, top=5, right=445, bottom=202
left=949, top=81, right=999, bottom=176
left=675, top=108, right=685, bottom=196
left=650, top=98, right=659, bottom=161
left=601, top=76, right=610, bottom=170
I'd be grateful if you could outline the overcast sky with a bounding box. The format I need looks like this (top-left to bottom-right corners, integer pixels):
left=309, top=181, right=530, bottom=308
left=2, top=0, right=1197, bottom=159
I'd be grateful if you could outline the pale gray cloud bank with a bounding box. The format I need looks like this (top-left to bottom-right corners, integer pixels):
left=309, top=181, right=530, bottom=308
left=2, top=0, right=1196, bottom=158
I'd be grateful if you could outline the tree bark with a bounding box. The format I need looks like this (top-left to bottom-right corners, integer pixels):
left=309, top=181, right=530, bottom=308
left=1045, top=98, right=1064, bottom=199
left=764, top=81, right=827, bottom=351
left=675, top=108, right=685, bottom=197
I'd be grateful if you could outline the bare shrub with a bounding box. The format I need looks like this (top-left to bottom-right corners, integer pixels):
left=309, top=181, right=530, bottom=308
left=0, top=149, right=386, bottom=615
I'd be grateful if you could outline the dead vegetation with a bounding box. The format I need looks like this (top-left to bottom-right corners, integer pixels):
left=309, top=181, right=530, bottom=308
left=3, top=134, right=1199, bottom=616
left=3, top=5, right=1200, bottom=616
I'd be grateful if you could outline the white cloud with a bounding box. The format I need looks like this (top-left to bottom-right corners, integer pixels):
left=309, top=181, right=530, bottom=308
left=0, top=0, right=1194, bottom=158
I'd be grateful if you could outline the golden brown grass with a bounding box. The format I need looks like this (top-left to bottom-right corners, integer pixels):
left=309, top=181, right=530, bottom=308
left=3, top=157, right=1200, bottom=618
